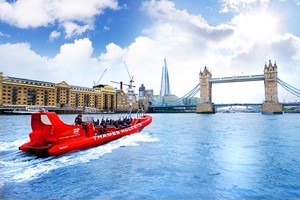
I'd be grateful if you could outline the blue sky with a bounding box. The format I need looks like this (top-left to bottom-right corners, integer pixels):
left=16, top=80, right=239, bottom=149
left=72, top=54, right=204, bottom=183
left=0, top=0, right=300, bottom=103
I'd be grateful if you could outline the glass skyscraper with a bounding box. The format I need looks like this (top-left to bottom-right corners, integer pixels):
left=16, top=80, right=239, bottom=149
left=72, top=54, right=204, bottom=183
left=159, top=58, right=171, bottom=99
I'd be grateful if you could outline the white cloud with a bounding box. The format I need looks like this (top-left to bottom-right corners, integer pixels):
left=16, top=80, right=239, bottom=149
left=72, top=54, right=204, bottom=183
left=50, top=38, right=102, bottom=86
left=0, top=0, right=53, bottom=28
left=0, top=0, right=118, bottom=37
left=0, top=38, right=105, bottom=87
left=54, top=38, right=95, bottom=64
left=219, top=0, right=270, bottom=13
left=99, top=43, right=127, bottom=64
left=62, top=22, right=92, bottom=38
left=103, top=26, right=110, bottom=31
left=0, top=42, right=50, bottom=78
left=0, top=0, right=299, bottom=103
left=0, top=31, right=9, bottom=37
left=49, top=30, right=61, bottom=41
left=130, top=0, right=299, bottom=102
left=142, top=0, right=233, bottom=41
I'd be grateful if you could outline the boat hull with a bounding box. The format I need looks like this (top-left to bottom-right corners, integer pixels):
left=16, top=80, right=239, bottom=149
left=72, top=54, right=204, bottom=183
left=19, top=111, right=152, bottom=157
left=48, top=122, right=146, bottom=156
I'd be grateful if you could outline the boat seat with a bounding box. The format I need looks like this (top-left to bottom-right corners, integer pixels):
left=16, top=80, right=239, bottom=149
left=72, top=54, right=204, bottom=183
left=106, top=127, right=117, bottom=132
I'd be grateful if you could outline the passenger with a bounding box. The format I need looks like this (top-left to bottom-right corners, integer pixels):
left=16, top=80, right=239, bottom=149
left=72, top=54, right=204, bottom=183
left=127, top=117, right=132, bottom=126
left=94, top=118, right=100, bottom=126
left=127, top=117, right=131, bottom=125
left=115, top=117, right=123, bottom=129
left=122, top=117, right=126, bottom=127
left=122, top=117, right=130, bottom=127
left=114, top=118, right=121, bottom=129
left=101, top=121, right=107, bottom=133
left=102, top=121, right=107, bottom=128
left=101, top=117, right=105, bottom=125
left=110, top=119, right=114, bottom=126
left=75, top=113, right=83, bottom=125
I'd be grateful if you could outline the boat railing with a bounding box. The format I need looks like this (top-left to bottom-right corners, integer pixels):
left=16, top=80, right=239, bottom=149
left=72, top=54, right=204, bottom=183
left=127, top=108, right=133, bottom=118
left=136, top=109, right=145, bottom=119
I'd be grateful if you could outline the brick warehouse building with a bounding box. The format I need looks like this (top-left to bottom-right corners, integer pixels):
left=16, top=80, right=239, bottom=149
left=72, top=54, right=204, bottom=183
left=0, top=72, right=117, bottom=112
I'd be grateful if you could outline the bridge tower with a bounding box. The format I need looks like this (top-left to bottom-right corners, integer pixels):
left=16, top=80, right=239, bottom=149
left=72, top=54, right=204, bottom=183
left=262, top=60, right=283, bottom=114
left=197, top=66, right=215, bottom=114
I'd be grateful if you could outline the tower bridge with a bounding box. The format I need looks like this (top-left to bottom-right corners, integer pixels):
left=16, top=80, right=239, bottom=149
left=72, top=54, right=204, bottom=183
left=148, top=59, right=300, bottom=114
left=148, top=102, right=300, bottom=113
left=197, top=60, right=283, bottom=114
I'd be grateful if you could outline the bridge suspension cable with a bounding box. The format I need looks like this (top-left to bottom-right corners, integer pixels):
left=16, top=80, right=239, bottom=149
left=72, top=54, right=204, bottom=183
left=168, top=83, right=200, bottom=105
left=277, top=78, right=300, bottom=99
left=150, top=84, right=200, bottom=106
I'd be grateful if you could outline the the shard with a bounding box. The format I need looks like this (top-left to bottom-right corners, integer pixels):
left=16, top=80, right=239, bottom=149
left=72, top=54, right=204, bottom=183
left=159, top=58, right=171, bottom=99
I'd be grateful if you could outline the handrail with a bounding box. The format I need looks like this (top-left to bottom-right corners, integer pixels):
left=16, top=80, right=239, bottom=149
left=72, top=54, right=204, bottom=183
left=136, top=109, right=145, bottom=119
left=127, top=108, right=133, bottom=118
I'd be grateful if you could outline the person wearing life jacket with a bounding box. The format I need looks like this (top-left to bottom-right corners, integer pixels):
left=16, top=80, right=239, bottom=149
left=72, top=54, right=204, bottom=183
left=75, top=113, right=83, bottom=125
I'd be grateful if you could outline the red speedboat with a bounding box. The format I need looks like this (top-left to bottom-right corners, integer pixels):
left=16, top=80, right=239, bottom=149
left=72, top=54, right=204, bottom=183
left=19, top=110, right=152, bottom=157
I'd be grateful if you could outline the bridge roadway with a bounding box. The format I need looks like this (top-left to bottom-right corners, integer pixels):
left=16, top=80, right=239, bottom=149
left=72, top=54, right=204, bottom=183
left=209, top=74, right=265, bottom=83
left=149, top=102, right=300, bottom=110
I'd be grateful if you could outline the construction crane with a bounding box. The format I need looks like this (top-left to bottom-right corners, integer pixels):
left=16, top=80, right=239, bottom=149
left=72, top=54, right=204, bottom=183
left=123, top=62, right=136, bottom=106
left=110, top=81, right=136, bottom=89
left=111, top=62, right=136, bottom=107
left=124, top=61, right=134, bottom=88
left=93, top=69, right=107, bottom=86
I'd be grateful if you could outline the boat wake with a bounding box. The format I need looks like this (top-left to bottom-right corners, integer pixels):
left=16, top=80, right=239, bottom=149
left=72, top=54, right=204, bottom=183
left=0, top=132, right=159, bottom=184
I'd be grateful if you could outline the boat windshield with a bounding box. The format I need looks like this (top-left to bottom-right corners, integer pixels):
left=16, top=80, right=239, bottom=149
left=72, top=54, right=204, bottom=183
left=82, top=116, right=94, bottom=122
left=41, top=114, right=52, bottom=125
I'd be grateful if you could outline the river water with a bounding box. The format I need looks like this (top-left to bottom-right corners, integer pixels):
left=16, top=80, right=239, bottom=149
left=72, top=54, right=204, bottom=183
left=1, top=113, right=300, bottom=199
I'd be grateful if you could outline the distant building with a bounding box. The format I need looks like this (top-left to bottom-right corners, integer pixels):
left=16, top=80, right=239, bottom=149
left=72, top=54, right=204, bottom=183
left=152, top=95, right=160, bottom=104
left=158, top=58, right=178, bottom=105
left=0, top=72, right=116, bottom=111
left=138, top=84, right=154, bottom=110
left=159, top=58, right=171, bottom=98
left=139, top=84, right=146, bottom=97
left=162, top=94, right=178, bottom=104
left=114, top=82, right=138, bottom=112
left=116, top=88, right=128, bottom=111
left=183, top=97, right=200, bottom=105
left=92, top=84, right=117, bottom=111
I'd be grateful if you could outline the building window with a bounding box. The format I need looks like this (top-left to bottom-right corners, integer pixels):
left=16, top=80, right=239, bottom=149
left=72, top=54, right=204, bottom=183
left=44, top=90, right=49, bottom=105
left=66, top=89, right=69, bottom=104
left=12, top=87, right=18, bottom=105
left=110, top=95, right=114, bottom=110
left=95, top=95, right=98, bottom=108
left=75, top=93, right=79, bottom=107
left=104, top=94, right=108, bottom=110
left=28, top=88, right=36, bottom=105
left=56, top=88, right=61, bottom=104
left=84, top=94, right=90, bottom=107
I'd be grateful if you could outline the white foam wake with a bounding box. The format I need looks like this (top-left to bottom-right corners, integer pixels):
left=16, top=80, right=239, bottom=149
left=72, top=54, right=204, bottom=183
left=1, top=132, right=159, bottom=183
left=0, top=138, right=28, bottom=151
